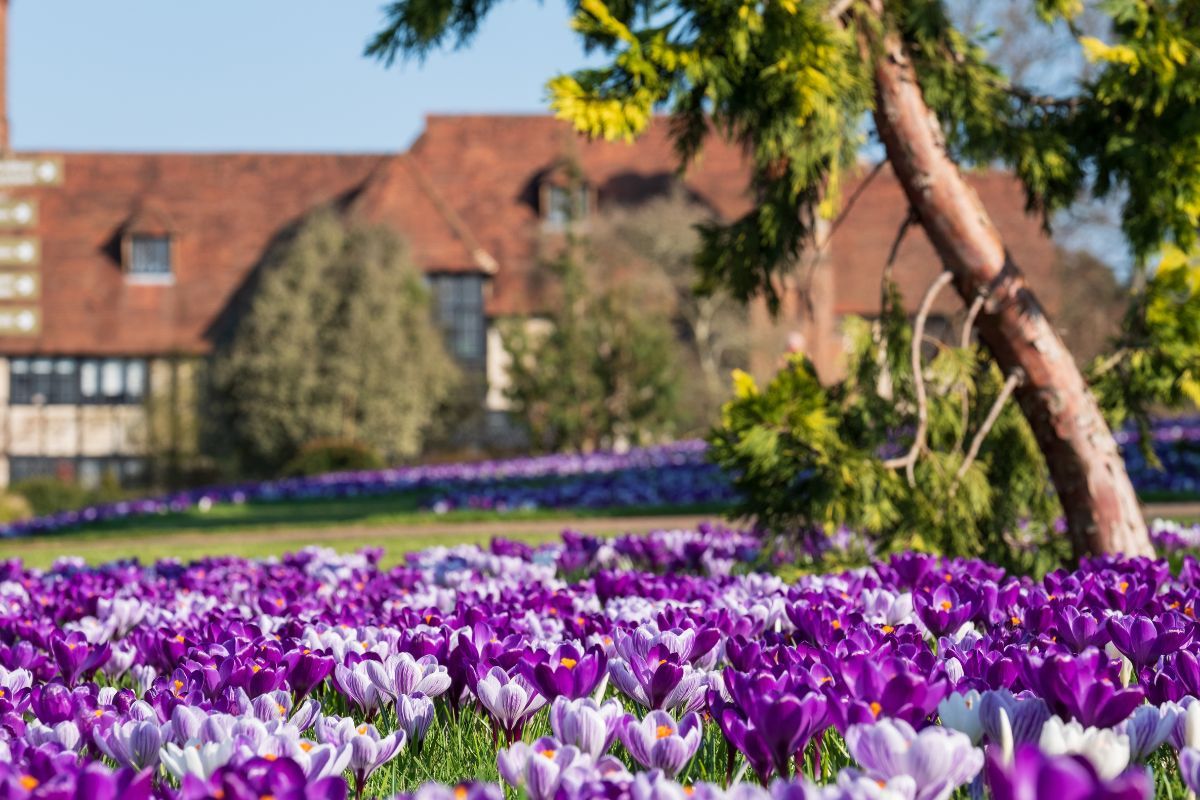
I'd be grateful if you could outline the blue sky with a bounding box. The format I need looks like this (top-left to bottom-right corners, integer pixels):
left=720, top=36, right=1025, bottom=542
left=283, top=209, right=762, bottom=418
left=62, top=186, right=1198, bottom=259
left=9, top=1, right=594, bottom=152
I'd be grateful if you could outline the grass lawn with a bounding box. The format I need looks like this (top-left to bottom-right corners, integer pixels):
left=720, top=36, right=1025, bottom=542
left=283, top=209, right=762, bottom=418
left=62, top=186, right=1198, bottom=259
left=0, top=491, right=726, bottom=569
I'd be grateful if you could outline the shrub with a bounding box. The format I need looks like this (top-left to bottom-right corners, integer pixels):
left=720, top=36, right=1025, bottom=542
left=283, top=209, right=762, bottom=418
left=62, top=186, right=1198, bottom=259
left=280, top=439, right=385, bottom=477
left=708, top=283, right=1064, bottom=571
left=11, top=477, right=89, bottom=516
left=0, top=492, right=31, bottom=524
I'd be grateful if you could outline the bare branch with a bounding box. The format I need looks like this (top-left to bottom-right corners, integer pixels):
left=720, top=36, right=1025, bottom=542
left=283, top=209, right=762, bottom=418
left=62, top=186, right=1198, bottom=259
left=882, top=206, right=918, bottom=294
left=952, top=368, right=1025, bottom=493
left=883, top=270, right=954, bottom=485
left=961, top=294, right=985, bottom=351
left=826, top=0, right=857, bottom=21
left=953, top=293, right=987, bottom=454
left=816, top=159, right=886, bottom=254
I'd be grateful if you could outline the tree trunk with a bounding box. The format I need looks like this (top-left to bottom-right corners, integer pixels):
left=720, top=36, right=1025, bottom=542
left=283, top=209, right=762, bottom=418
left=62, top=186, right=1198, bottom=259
left=869, top=28, right=1153, bottom=558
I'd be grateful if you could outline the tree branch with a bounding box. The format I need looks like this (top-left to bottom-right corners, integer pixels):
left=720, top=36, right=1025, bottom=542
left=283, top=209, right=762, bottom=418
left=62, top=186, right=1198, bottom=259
left=952, top=367, right=1025, bottom=493
left=883, top=270, right=954, bottom=486
left=816, top=159, right=886, bottom=254
left=953, top=293, right=986, bottom=454
left=826, top=0, right=858, bottom=22
left=960, top=294, right=985, bottom=351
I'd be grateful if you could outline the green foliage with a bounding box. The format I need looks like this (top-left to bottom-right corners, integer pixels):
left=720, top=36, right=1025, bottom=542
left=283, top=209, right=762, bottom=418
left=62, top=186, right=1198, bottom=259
left=280, top=438, right=385, bottom=478
left=11, top=477, right=90, bottom=516
left=587, top=191, right=750, bottom=433
left=0, top=492, right=32, bottom=524
left=212, top=209, right=458, bottom=474
left=1091, top=245, right=1200, bottom=464
left=709, top=285, right=1065, bottom=568
left=502, top=248, right=680, bottom=452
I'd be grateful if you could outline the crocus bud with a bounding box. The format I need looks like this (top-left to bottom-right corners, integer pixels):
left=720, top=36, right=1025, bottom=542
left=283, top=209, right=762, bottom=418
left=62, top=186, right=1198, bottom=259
left=998, top=707, right=1014, bottom=766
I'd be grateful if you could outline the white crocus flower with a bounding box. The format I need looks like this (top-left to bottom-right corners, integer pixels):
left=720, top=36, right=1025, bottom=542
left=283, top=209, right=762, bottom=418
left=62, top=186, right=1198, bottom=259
left=159, top=739, right=235, bottom=781
left=1187, top=701, right=1200, bottom=751
left=1039, top=716, right=1130, bottom=780
left=938, top=690, right=984, bottom=745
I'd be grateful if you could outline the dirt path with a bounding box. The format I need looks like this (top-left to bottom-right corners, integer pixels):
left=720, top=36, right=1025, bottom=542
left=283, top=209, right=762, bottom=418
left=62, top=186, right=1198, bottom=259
left=1143, top=502, right=1200, bottom=519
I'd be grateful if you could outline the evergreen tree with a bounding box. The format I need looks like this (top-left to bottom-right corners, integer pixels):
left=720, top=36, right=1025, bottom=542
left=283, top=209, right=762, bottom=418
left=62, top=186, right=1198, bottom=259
left=213, top=209, right=457, bottom=473
left=502, top=250, right=679, bottom=452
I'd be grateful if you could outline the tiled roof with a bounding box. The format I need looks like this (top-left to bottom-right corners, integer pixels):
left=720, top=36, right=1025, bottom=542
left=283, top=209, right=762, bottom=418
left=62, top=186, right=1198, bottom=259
left=0, top=116, right=1063, bottom=355
left=829, top=164, right=1062, bottom=318
left=0, top=152, right=385, bottom=355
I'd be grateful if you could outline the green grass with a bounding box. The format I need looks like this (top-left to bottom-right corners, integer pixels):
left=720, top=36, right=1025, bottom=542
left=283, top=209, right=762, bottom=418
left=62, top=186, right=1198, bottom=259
left=0, top=491, right=727, bottom=569
left=19, top=491, right=732, bottom=540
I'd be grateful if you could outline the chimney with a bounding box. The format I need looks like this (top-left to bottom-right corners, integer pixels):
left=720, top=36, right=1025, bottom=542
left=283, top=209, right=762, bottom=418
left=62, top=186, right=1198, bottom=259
left=0, top=0, right=9, bottom=155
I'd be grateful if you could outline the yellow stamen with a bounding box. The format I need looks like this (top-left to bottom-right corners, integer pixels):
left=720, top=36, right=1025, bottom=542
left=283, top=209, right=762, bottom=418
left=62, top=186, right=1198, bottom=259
left=19, top=776, right=38, bottom=790
left=455, top=787, right=468, bottom=800
left=560, top=658, right=578, bottom=669
left=939, top=601, right=952, bottom=611
left=656, top=725, right=674, bottom=739
left=542, top=749, right=557, bottom=759
left=881, top=625, right=894, bottom=634
left=869, top=702, right=882, bottom=717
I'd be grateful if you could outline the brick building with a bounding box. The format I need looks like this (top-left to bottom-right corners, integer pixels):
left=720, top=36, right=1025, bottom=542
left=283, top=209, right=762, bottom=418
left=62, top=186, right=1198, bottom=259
left=0, top=8, right=1061, bottom=487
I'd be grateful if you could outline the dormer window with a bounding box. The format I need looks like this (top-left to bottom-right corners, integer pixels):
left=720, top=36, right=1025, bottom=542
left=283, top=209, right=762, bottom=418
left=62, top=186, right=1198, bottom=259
left=539, top=160, right=591, bottom=227
left=129, top=234, right=172, bottom=279
left=544, top=184, right=589, bottom=226
left=121, top=205, right=177, bottom=283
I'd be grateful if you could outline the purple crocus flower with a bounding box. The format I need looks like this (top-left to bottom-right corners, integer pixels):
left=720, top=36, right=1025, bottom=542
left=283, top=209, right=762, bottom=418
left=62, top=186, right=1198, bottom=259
left=618, top=710, right=702, bottom=778
left=395, top=693, right=436, bottom=748
left=549, top=696, right=624, bottom=758
left=317, top=716, right=405, bottom=798
left=332, top=663, right=384, bottom=718
left=178, top=755, right=347, bottom=800
left=364, top=653, right=451, bottom=704
left=1054, top=607, right=1109, bottom=653
left=51, top=633, right=111, bottom=685
left=1106, top=614, right=1192, bottom=670
left=1021, top=651, right=1143, bottom=729
left=846, top=718, right=983, bottom=800
left=608, top=648, right=706, bottom=713
left=475, top=666, right=547, bottom=743
left=1180, top=748, right=1200, bottom=794
left=30, top=682, right=74, bottom=725
left=286, top=650, right=335, bottom=703
left=913, top=585, right=976, bottom=638
left=1120, top=704, right=1179, bottom=762
left=978, top=690, right=1051, bottom=747
left=985, top=744, right=1151, bottom=800
left=715, top=670, right=829, bottom=781
left=93, top=719, right=164, bottom=771
left=522, top=643, right=607, bottom=701
left=496, top=737, right=595, bottom=800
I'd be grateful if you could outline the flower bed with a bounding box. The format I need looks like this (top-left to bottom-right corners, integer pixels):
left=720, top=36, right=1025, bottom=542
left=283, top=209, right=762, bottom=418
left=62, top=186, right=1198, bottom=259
left=4, top=416, right=1200, bottom=541
left=1, top=525, right=1199, bottom=797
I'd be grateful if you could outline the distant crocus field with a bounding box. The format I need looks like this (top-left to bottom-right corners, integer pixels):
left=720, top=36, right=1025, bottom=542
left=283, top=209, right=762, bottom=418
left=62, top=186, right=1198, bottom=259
left=4, top=525, right=1200, bottom=798
left=3, top=417, right=1199, bottom=540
